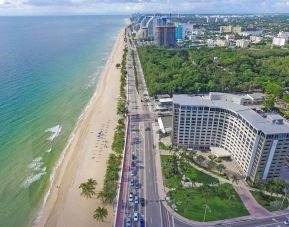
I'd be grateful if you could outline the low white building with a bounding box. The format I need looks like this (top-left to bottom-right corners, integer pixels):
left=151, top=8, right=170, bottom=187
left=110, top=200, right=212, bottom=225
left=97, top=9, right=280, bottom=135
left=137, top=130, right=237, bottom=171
left=215, top=39, right=229, bottom=47
left=272, top=37, right=287, bottom=47
left=236, top=39, right=250, bottom=48
left=250, top=36, right=263, bottom=43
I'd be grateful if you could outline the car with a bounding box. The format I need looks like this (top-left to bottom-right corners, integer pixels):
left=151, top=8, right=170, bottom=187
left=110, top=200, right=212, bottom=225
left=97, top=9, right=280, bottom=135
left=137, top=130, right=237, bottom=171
left=145, top=127, right=151, bottom=131
left=284, top=220, right=289, bottom=225
left=131, top=161, right=136, bottom=168
left=130, top=178, right=134, bottom=186
left=126, top=217, right=132, bottom=226
left=133, top=212, right=139, bottom=221
left=135, top=181, right=141, bottom=189
left=132, top=153, right=137, bottom=160
left=140, top=198, right=145, bottom=207
left=129, top=192, right=134, bottom=202
left=134, top=195, right=139, bottom=204
left=140, top=218, right=145, bottom=227
left=130, top=169, right=136, bottom=176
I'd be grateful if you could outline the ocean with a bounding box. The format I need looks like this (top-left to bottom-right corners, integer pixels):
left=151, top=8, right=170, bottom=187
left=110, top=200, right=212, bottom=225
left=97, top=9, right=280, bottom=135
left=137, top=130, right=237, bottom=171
left=0, top=15, right=124, bottom=227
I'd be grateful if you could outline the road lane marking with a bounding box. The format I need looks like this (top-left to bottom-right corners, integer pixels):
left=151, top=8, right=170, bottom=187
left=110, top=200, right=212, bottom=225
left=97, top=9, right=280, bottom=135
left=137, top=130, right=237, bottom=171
left=255, top=221, right=283, bottom=227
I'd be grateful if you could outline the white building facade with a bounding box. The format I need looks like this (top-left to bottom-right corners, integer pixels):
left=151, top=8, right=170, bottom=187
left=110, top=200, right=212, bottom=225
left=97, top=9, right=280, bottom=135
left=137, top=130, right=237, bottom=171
left=172, top=94, right=289, bottom=182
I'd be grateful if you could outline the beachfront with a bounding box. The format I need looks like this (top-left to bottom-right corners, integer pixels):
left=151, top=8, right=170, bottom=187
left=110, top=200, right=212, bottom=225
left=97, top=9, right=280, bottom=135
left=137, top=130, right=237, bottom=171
left=36, top=28, right=125, bottom=227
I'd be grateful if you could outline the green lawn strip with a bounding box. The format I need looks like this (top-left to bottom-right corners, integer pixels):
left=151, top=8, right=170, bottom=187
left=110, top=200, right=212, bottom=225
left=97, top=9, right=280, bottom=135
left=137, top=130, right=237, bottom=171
left=159, top=142, right=171, bottom=150
left=251, top=190, right=289, bottom=212
left=168, top=184, right=249, bottom=222
left=160, top=155, right=219, bottom=187
left=180, top=160, right=219, bottom=184
left=160, top=155, right=182, bottom=188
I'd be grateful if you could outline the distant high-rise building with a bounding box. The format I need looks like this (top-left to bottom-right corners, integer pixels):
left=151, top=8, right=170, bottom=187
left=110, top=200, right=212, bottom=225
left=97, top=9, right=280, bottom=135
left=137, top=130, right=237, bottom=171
left=176, top=24, right=183, bottom=40
left=155, top=25, right=176, bottom=48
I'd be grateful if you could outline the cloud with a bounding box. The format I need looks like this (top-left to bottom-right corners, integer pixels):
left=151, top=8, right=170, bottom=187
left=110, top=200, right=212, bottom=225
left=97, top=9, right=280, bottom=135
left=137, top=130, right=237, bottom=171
left=0, top=0, right=289, bottom=15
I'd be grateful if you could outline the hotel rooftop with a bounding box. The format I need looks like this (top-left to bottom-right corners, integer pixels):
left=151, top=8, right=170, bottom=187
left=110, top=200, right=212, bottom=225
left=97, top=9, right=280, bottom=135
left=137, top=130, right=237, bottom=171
left=173, top=93, right=289, bottom=135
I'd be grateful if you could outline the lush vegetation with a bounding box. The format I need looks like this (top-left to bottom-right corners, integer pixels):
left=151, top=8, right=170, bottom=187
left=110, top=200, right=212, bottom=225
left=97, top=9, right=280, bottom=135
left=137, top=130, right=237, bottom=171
left=161, top=155, right=218, bottom=189
left=161, top=155, right=248, bottom=221
left=93, top=207, right=108, bottom=222
left=159, top=142, right=171, bottom=150
left=101, top=46, right=128, bottom=203
left=251, top=190, right=289, bottom=212
left=138, top=46, right=289, bottom=96
left=79, top=178, right=98, bottom=198
left=131, top=50, right=139, bottom=93
left=168, top=184, right=249, bottom=221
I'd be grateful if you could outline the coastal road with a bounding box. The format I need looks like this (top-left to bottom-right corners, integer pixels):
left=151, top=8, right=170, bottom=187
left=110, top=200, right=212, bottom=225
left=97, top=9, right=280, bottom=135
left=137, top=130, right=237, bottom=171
left=117, top=27, right=289, bottom=227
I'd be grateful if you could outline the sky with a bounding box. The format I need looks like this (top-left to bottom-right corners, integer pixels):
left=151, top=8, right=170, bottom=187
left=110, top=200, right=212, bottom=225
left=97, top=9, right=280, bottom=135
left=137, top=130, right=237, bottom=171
left=0, top=0, right=289, bottom=15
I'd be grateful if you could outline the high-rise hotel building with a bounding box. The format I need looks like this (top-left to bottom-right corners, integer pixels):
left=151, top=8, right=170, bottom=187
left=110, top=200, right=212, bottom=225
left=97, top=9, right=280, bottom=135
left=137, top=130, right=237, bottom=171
left=172, top=93, right=289, bottom=182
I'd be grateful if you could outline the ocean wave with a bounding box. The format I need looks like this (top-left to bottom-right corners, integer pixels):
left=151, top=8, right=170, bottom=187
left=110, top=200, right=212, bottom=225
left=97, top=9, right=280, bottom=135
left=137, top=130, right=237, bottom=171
left=45, top=148, right=52, bottom=153
left=28, top=157, right=44, bottom=171
left=22, top=170, right=46, bottom=189
left=45, top=125, right=62, bottom=141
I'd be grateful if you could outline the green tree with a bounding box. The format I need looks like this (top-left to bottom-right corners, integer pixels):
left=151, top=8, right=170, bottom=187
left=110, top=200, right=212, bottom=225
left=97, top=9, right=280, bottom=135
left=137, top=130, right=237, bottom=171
left=79, top=178, right=97, bottom=198
left=93, top=207, right=108, bottom=222
left=216, top=164, right=226, bottom=174
left=196, top=155, right=206, bottom=165
left=264, top=82, right=283, bottom=98
left=207, top=160, right=216, bottom=169
left=263, top=97, right=275, bottom=110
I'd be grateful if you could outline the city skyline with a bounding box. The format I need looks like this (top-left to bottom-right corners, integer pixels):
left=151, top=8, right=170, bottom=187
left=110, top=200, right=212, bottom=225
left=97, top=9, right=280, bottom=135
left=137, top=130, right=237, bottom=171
left=1, top=0, right=289, bottom=16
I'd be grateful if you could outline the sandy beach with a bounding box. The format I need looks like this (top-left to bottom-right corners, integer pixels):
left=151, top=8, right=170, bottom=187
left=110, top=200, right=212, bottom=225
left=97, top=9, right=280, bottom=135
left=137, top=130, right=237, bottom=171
left=36, top=28, right=125, bottom=227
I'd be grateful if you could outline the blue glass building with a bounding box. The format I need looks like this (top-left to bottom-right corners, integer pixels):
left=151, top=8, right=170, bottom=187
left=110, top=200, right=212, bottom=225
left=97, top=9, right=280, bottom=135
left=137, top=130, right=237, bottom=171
left=176, top=24, right=183, bottom=40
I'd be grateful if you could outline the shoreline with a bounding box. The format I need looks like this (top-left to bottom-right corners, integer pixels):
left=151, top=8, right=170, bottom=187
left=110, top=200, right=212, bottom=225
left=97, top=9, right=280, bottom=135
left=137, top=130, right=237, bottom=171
left=35, top=27, right=125, bottom=227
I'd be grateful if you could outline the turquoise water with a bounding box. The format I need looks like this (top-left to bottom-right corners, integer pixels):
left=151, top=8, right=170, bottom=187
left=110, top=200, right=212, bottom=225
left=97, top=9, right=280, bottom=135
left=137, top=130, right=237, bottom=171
left=0, top=16, right=124, bottom=227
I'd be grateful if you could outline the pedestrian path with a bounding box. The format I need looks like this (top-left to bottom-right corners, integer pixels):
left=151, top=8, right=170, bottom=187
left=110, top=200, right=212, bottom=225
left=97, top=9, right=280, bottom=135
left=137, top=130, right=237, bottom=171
left=234, top=181, right=270, bottom=217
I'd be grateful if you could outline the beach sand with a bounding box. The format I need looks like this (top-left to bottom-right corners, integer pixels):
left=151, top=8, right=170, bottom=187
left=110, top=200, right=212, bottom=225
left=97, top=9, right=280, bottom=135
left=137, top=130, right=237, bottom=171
left=36, top=28, right=125, bottom=227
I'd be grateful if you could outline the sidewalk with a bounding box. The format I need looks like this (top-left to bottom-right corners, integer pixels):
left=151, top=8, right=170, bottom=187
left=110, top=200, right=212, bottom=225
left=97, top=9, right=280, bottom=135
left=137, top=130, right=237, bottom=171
left=234, top=181, right=270, bottom=217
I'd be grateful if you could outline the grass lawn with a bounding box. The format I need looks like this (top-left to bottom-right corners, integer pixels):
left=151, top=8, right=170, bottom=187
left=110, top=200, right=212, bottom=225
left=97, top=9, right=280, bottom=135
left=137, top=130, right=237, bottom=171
left=159, top=142, right=171, bottom=150
left=160, top=155, right=218, bottom=188
left=168, top=184, right=249, bottom=222
left=251, top=190, right=289, bottom=212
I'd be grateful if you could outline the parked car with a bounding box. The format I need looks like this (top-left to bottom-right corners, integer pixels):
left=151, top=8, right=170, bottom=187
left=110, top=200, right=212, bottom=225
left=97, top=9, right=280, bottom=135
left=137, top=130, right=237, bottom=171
left=130, top=178, right=134, bottom=186
left=126, top=217, right=132, bottom=227
left=140, top=218, right=145, bottom=227
left=140, top=198, right=145, bottom=207
left=131, top=161, right=136, bottom=168
left=134, top=195, right=139, bottom=204
left=135, top=181, right=141, bottom=189
left=133, top=212, right=139, bottom=222
left=129, top=192, right=134, bottom=202
left=130, top=169, right=136, bottom=176
left=284, top=220, right=289, bottom=225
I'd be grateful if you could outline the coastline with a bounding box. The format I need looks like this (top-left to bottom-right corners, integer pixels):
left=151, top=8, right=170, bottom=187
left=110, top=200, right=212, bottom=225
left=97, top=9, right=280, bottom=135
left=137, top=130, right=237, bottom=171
left=35, top=27, right=125, bottom=227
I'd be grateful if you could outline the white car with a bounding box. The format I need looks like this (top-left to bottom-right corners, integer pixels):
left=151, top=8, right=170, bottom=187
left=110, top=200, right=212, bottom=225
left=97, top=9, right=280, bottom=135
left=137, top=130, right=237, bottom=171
left=133, top=212, right=139, bottom=222
left=284, top=220, right=289, bottom=225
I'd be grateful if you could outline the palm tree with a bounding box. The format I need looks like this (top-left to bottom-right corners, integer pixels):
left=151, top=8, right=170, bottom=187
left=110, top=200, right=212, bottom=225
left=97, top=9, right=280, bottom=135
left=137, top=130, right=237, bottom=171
left=196, top=155, right=206, bottom=166
left=87, top=178, right=97, bottom=187
left=93, top=207, right=108, bottom=222
left=216, top=164, right=226, bottom=174
left=207, top=160, right=216, bottom=169
left=97, top=191, right=107, bottom=203
left=79, top=178, right=97, bottom=198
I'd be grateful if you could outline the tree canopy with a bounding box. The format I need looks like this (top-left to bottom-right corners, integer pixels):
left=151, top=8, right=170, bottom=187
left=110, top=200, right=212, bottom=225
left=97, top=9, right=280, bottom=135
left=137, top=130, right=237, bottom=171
left=138, top=46, right=289, bottom=96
